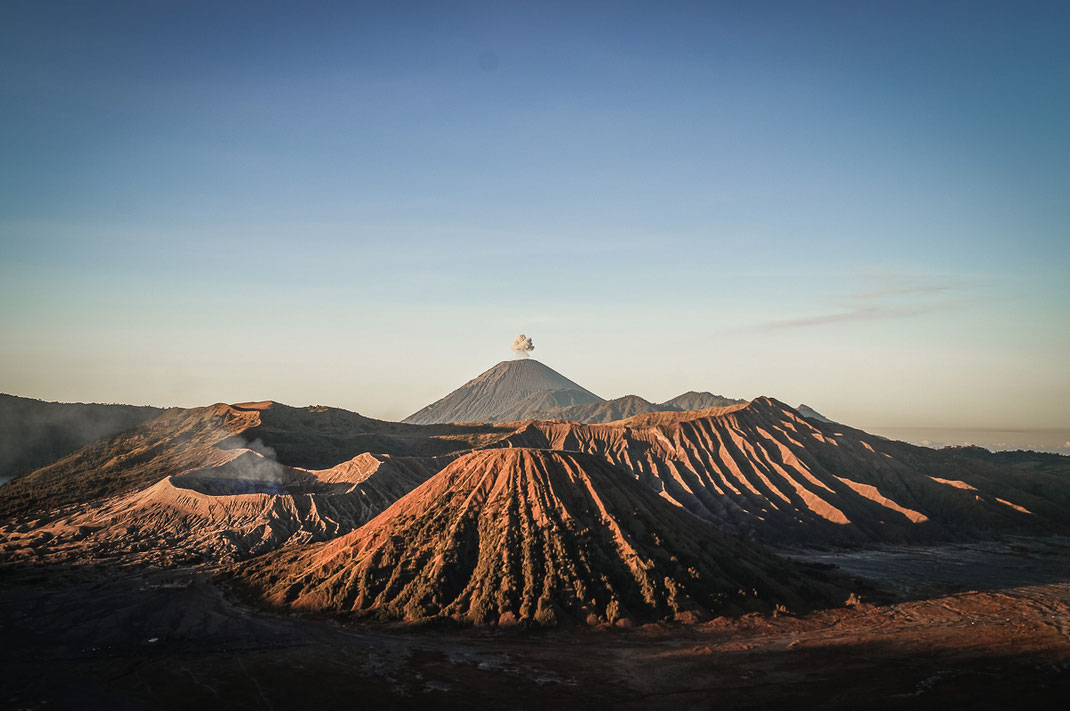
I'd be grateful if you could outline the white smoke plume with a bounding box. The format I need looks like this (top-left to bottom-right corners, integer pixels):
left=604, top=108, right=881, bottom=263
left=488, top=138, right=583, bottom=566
left=511, top=334, right=534, bottom=358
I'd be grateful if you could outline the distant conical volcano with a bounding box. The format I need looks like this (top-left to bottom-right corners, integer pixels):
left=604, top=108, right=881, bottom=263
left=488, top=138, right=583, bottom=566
left=402, top=359, right=604, bottom=425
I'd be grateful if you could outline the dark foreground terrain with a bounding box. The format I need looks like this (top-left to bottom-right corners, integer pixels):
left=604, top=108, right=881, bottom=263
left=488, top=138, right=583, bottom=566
left=3, top=396, right=1068, bottom=708
left=4, top=538, right=1069, bottom=711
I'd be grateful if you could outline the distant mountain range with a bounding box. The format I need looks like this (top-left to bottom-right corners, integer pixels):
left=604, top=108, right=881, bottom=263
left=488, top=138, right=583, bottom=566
left=797, top=404, right=834, bottom=423
left=402, top=359, right=744, bottom=425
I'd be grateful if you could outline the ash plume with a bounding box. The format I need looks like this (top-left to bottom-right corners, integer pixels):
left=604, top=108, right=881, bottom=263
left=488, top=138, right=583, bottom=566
left=511, top=334, right=534, bottom=358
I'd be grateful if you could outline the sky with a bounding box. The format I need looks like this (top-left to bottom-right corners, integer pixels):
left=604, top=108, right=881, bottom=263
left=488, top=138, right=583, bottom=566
left=1, top=1, right=1068, bottom=441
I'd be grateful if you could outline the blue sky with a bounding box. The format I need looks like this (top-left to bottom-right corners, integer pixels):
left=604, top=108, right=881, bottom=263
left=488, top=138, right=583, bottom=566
left=1, top=1, right=1068, bottom=433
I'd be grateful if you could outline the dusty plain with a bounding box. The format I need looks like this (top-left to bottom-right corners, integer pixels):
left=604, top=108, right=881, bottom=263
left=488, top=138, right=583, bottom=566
left=4, top=537, right=1069, bottom=710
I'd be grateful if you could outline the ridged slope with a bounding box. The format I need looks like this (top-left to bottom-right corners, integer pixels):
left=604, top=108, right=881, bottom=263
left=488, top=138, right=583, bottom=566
left=402, top=360, right=603, bottom=425
left=491, top=398, right=1070, bottom=546
left=2, top=449, right=446, bottom=565
left=0, top=400, right=511, bottom=520
left=237, top=448, right=844, bottom=625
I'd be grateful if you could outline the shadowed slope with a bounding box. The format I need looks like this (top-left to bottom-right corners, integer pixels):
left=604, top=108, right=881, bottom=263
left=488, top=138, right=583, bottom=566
left=797, top=404, right=834, bottom=423
left=491, top=398, right=1070, bottom=546
left=237, top=448, right=844, bottom=625
left=0, top=404, right=258, bottom=519
left=0, top=394, right=163, bottom=484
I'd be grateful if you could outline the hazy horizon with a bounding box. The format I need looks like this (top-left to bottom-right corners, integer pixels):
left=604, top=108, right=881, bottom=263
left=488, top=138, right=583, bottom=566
left=3, top=352, right=1068, bottom=456
left=2, top=2, right=1068, bottom=437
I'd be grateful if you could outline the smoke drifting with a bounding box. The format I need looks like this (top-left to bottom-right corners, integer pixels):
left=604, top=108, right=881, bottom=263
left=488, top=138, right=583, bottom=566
left=511, top=334, right=535, bottom=358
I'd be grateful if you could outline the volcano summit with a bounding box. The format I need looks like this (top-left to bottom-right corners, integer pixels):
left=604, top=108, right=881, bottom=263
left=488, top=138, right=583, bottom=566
left=402, top=359, right=604, bottom=425
left=402, top=359, right=745, bottom=425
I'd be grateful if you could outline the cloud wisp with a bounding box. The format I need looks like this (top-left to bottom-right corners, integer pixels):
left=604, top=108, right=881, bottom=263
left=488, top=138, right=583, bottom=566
left=756, top=304, right=933, bottom=331
left=740, top=279, right=974, bottom=333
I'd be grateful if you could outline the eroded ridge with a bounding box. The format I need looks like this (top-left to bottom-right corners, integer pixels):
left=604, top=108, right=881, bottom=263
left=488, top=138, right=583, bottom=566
left=237, top=448, right=844, bottom=625
left=490, top=398, right=1065, bottom=545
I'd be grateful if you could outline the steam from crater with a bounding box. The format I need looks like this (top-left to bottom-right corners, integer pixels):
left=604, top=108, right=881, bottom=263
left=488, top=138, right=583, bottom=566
left=511, top=334, right=534, bottom=358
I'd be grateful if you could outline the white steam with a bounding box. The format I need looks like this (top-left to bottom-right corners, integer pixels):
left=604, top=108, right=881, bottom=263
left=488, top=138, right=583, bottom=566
left=511, top=334, right=534, bottom=358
